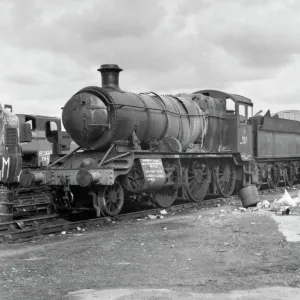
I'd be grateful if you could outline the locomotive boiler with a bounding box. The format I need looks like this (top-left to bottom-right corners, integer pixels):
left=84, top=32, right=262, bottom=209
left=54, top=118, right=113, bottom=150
left=19, top=64, right=300, bottom=217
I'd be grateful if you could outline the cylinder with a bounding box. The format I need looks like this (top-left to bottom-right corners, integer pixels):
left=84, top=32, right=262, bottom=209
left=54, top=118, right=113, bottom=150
left=19, top=169, right=45, bottom=187
left=0, top=189, right=14, bottom=223
left=239, top=185, right=260, bottom=208
left=76, top=169, right=100, bottom=187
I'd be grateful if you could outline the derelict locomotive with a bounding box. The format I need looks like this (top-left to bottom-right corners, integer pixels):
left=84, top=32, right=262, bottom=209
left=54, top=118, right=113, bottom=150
left=12, top=113, right=74, bottom=216
left=16, top=114, right=73, bottom=169
left=0, top=105, right=75, bottom=222
left=19, top=64, right=300, bottom=217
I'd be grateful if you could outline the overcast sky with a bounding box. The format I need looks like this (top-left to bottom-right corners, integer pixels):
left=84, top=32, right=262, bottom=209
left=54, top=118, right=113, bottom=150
left=0, top=0, right=299, bottom=119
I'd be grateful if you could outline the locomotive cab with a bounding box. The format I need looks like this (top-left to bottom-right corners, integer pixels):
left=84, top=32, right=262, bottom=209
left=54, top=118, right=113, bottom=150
left=198, top=90, right=254, bottom=161
left=17, top=114, right=63, bottom=167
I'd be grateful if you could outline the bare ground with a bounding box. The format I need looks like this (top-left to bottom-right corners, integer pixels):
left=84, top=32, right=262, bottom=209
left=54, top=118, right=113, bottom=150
left=1, top=197, right=300, bottom=299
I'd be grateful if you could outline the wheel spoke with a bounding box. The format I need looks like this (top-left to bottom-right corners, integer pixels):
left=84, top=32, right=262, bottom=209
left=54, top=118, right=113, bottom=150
left=106, top=201, right=112, bottom=211
left=216, top=164, right=236, bottom=197
left=99, top=182, right=124, bottom=217
left=184, top=162, right=209, bottom=202
left=152, top=162, right=179, bottom=208
left=191, top=181, right=200, bottom=193
left=105, top=198, right=112, bottom=205
left=115, top=202, right=122, bottom=210
left=189, top=180, right=197, bottom=191
left=224, top=182, right=229, bottom=194
left=188, top=177, right=196, bottom=186
left=218, top=176, right=225, bottom=183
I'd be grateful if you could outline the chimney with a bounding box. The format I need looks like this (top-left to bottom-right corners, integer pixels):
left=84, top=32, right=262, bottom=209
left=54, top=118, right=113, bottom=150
left=97, top=64, right=123, bottom=90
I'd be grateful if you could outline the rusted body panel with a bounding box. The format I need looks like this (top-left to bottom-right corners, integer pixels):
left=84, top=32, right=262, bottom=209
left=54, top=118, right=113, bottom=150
left=260, top=115, right=300, bottom=133
left=197, top=90, right=254, bottom=158
left=62, top=89, right=208, bottom=152
left=191, top=93, right=227, bottom=151
left=257, top=131, right=300, bottom=159
left=0, top=107, right=22, bottom=184
left=238, top=125, right=253, bottom=160
left=17, top=114, right=73, bottom=168
left=253, top=115, right=300, bottom=159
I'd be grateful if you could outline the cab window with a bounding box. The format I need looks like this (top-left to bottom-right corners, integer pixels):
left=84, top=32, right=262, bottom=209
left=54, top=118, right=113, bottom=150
left=45, top=121, right=58, bottom=143
left=226, top=98, right=235, bottom=114
left=25, top=116, right=36, bottom=130
left=239, top=104, right=246, bottom=124
left=248, top=106, right=253, bottom=117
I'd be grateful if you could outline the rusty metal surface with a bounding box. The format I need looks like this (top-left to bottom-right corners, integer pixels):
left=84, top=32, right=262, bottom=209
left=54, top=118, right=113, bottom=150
left=16, top=114, right=74, bottom=170
left=260, top=115, right=300, bottom=134
left=257, top=130, right=300, bottom=158
left=41, top=65, right=300, bottom=220
left=191, top=93, right=227, bottom=151
left=62, top=87, right=207, bottom=151
left=196, top=89, right=255, bottom=154
left=17, top=114, right=62, bottom=131
left=251, top=115, right=300, bottom=159
left=0, top=189, right=13, bottom=223
left=195, top=89, right=253, bottom=105
left=17, top=115, right=62, bottom=168
left=62, top=68, right=259, bottom=154
left=237, top=125, right=253, bottom=160
left=0, top=106, right=22, bottom=184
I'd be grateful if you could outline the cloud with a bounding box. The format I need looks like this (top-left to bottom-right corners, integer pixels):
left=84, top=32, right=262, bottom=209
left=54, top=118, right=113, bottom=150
left=6, top=73, right=43, bottom=86
left=0, top=0, right=299, bottom=120
left=181, top=0, right=300, bottom=70
left=228, top=53, right=300, bottom=114
left=3, top=0, right=166, bottom=59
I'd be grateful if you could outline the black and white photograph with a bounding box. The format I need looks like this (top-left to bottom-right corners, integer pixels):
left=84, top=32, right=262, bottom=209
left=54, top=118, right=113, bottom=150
left=1, top=0, right=300, bottom=299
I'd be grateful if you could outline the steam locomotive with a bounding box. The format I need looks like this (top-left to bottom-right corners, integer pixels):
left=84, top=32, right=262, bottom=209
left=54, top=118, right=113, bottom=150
left=19, top=64, right=300, bottom=217
left=0, top=105, right=74, bottom=221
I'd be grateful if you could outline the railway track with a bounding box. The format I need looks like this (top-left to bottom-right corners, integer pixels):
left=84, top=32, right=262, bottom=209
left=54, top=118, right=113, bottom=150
left=13, top=190, right=51, bottom=218
left=0, top=185, right=298, bottom=244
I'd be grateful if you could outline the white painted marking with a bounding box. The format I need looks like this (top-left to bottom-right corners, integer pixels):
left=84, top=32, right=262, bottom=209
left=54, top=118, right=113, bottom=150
left=271, top=215, right=300, bottom=242
left=1, top=157, right=10, bottom=179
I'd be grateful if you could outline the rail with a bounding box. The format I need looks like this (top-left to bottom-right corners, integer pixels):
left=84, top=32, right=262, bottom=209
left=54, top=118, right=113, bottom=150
left=0, top=184, right=298, bottom=244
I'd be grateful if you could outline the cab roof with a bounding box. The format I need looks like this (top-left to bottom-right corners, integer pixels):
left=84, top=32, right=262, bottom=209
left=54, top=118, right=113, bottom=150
left=194, top=89, right=253, bottom=106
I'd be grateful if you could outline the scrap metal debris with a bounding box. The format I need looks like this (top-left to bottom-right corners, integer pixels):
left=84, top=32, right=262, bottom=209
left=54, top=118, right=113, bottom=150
left=248, top=189, right=299, bottom=216
left=213, top=189, right=300, bottom=217
left=257, top=200, right=271, bottom=209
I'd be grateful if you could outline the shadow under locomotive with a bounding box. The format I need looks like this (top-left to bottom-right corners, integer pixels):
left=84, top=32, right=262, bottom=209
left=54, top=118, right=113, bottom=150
left=19, top=64, right=300, bottom=217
